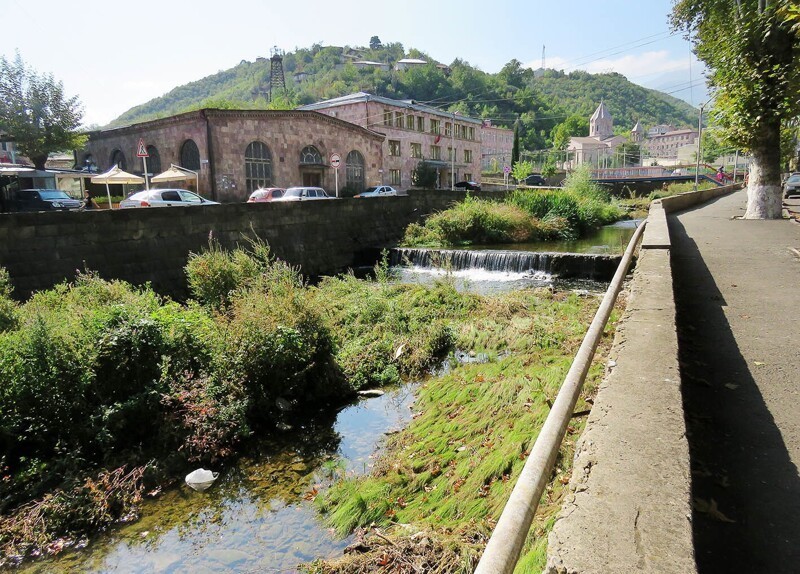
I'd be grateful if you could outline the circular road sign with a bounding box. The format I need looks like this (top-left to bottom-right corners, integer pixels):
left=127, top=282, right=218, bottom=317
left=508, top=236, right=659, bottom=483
left=503, top=164, right=511, bottom=174
left=330, top=153, right=341, bottom=168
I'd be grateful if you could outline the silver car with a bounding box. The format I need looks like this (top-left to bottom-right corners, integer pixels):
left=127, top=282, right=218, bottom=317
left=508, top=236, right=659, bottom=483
left=272, top=186, right=334, bottom=201
left=119, top=189, right=220, bottom=208
left=354, top=185, right=398, bottom=198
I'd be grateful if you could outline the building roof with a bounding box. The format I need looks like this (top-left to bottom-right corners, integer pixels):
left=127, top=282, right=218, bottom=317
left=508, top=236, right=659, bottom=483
left=568, top=136, right=610, bottom=149
left=297, top=92, right=484, bottom=125
left=591, top=101, right=612, bottom=122
left=632, top=120, right=644, bottom=133
left=397, top=58, right=427, bottom=65
left=649, top=128, right=698, bottom=139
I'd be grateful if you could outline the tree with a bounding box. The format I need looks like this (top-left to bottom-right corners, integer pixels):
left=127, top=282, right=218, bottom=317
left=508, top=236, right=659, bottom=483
left=672, top=1, right=800, bottom=219
left=511, top=160, right=534, bottom=184
left=412, top=160, right=438, bottom=188
left=551, top=114, right=590, bottom=150
left=369, top=36, right=382, bottom=50
left=0, top=53, right=85, bottom=170
left=511, top=121, right=520, bottom=166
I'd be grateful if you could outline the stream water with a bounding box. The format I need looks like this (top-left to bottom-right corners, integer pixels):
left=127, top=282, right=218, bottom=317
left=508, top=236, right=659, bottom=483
left=20, top=386, right=418, bottom=573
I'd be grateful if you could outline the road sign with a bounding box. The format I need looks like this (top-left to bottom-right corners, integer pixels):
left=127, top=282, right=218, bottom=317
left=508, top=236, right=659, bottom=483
left=503, top=164, right=511, bottom=174
left=330, top=153, right=341, bottom=169
left=136, top=139, right=148, bottom=158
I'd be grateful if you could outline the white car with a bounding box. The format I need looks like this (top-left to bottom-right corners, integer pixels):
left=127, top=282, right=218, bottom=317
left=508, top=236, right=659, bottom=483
left=272, top=186, right=335, bottom=201
left=119, top=189, right=220, bottom=208
left=354, top=185, right=398, bottom=198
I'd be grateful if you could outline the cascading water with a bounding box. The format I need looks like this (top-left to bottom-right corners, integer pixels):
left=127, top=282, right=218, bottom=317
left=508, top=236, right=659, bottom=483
left=390, top=248, right=621, bottom=281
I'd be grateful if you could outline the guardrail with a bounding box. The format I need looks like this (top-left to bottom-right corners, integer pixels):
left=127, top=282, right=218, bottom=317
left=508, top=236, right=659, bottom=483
left=474, top=220, right=647, bottom=574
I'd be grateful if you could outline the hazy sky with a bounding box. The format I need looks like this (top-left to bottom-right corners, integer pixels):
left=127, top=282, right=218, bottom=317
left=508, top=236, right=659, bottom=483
left=1, top=0, right=705, bottom=126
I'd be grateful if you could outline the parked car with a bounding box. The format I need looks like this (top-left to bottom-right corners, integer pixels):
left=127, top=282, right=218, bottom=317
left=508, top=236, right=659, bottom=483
left=354, top=185, right=398, bottom=198
left=784, top=173, right=800, bottom=198
left=247, top=187, right=285, bottom=202
left=272, top=186, right=335, bottom=201
left=2, top=189, right=82, bottom=212
left=523, top=174, right=546, bottom=186
left=454, top=181, right=481, bottom=191
left=119, top=189, right=220, bottom=208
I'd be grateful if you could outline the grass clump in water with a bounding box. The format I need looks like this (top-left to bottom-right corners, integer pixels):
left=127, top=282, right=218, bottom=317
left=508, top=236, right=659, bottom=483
left=311, top=288, right=622, bottom=573
left=402, top=166, right=624, bottom=247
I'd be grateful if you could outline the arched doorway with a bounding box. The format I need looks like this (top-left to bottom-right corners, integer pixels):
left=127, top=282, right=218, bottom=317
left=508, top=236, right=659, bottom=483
left=299, top=145, right=323, bottom=187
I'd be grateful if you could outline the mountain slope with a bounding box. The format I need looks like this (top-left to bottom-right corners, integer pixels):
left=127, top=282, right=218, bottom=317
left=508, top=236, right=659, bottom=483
left=109, top=43, right=698, bottom=150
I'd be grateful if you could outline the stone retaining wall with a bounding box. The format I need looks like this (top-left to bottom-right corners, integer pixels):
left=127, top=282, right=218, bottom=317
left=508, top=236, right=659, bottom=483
left=0, top=190, right=504, bottom=299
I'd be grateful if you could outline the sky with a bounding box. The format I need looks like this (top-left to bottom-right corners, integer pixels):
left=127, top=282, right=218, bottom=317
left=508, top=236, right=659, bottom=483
left=1, top=0, right=707, bottom=127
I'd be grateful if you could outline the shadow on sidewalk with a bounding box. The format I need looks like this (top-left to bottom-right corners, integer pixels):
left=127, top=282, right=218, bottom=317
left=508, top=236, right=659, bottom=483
left=669, top=216, right=800, bottom=573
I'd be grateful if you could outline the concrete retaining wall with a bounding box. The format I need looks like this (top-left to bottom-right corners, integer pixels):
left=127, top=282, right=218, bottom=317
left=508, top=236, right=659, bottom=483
left=545, top=185, right=741, bottom=573
left=0, top=190, right=503, bottom=299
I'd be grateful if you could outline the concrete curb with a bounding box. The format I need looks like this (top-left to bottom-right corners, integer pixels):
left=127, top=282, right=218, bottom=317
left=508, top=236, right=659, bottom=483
left=544, top=185, right=740, bottom=573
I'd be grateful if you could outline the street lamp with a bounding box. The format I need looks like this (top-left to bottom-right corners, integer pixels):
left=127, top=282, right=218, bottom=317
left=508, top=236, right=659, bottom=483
left=695, top=100, right=709, bottom=191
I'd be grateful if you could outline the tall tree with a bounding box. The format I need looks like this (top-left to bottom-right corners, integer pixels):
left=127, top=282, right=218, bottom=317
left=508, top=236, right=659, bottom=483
left=511, top=120, right=520, bottom=166
left=0, top=53, right=85, bottom=170
left=369, top=36, right=382, bottom=50
left=672, top=0, right=800, bottom=219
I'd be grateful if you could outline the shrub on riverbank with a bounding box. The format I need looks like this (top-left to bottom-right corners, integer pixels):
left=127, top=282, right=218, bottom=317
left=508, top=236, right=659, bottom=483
left=0, top=242, right=499, bottom=562
left=402, top=166, right=624, bottom=247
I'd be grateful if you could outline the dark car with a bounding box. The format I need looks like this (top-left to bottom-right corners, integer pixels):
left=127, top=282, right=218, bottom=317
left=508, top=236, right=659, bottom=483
left=3, top=189, right=82, bottom=212
left=784, top=173, right=800, bottom=198
left=454, top=181, right=481, bottom=191
left=523, top=174, right=546, bottom=186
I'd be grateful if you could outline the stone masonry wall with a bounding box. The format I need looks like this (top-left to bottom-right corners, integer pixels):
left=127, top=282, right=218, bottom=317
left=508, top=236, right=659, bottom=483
left=0, top=190, right=503, bottom=299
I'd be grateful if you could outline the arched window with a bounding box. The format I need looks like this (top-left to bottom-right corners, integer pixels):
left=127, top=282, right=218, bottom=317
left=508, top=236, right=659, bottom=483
left=345, top=150, right=365, bottom=192
left=180, top=139, right=200, bottom=171
left=300, top=145, right=323, bottom=165
left=110, top=149, right=126, bottom=170
left=146, top=145, right=161, bottom=175
left=244, top=141, right=273, bottom=192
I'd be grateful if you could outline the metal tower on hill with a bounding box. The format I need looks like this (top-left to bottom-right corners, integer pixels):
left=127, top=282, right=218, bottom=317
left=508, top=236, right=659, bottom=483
left=269, top=46, right=287, bottom=102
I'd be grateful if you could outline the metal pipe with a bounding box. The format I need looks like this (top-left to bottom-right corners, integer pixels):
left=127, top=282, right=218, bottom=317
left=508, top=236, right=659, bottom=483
left=474, top=220, right=648, bottom=574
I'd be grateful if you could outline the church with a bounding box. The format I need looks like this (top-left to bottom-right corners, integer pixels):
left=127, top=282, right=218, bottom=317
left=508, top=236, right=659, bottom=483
left=565, top=102, right=631, bottom=169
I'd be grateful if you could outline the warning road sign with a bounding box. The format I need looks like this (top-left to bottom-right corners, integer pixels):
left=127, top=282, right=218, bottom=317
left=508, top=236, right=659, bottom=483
left=136, top=139, right=148, bottom=157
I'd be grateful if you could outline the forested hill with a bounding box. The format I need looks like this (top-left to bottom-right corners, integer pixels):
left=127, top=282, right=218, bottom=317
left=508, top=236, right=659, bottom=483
left=109, top=41, right=698, bottom=151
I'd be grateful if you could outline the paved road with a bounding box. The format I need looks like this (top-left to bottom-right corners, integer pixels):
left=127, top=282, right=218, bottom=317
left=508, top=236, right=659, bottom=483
left=669, top=190, right=800, bottom=573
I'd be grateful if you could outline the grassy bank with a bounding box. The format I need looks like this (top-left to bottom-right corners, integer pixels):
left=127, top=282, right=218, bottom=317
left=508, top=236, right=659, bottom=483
left=403, top=166, right=624, bottom=247
left=0, top=243, right=513, bottom=564
left=307, top=287, right=621, bottom=573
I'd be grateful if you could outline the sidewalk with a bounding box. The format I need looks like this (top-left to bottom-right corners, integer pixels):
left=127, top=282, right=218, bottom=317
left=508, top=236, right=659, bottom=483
left=670, top=189, right=800, bottom=572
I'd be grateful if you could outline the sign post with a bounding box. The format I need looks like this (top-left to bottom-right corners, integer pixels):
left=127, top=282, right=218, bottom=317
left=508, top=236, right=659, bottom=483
left=330, top=153, right=341, bottom=197
left=503, top=164, right=511, bottom=190
left=137, top=139, right=150, bottom=190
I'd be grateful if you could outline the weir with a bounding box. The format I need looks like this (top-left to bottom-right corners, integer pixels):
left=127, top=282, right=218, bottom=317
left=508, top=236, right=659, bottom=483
left=390, top=248, right=623, bottom=281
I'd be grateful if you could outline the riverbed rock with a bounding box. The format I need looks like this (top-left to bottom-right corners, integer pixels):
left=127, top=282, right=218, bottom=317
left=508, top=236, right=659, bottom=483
left=358, top=389, right=385, bottom=397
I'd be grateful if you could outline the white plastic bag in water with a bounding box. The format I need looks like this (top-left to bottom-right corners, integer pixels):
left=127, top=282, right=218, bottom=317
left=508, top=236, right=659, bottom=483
left=185, top=468, right=219, bottom=492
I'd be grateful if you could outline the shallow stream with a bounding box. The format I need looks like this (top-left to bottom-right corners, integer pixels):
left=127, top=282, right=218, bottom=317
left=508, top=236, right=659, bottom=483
left=20, top=386, right=417, bottom=573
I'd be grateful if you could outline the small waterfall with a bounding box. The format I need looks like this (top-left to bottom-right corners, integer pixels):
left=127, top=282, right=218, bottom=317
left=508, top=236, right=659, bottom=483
left=390, top=248, right=621, bottom=281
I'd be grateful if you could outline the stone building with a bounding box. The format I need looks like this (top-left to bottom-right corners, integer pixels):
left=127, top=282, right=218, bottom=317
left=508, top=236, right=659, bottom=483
left=299, top=92, right=484, bottom=190
left=82, top=109, right=384, bottom=201
left=480, top=120, right=514, bottom=172
left=643, top=128, right=699, bottom=160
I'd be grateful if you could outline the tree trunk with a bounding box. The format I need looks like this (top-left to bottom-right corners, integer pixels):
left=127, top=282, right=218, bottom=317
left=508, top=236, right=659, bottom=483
left=744, top=120, right=783, bottom=219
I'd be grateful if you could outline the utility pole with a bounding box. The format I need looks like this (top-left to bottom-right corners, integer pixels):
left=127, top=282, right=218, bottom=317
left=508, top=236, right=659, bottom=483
left=451, top=110, right=456, bottom=191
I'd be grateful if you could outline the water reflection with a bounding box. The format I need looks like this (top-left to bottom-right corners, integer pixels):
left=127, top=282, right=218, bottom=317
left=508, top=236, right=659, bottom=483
left=22, top=386, right=417, bottom=573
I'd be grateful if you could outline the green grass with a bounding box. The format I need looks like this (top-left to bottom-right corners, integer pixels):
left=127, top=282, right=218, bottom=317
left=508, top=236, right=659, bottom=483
left=312, top=288, right=621, bottom=572
left=402, top=166, right=625, bottom=247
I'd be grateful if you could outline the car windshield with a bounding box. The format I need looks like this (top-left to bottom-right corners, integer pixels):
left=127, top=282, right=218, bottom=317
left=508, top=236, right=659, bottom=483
left=38, top=190, right=72, bottom=200
left=284, top=188, right=303, bottom=197
left=787, top=175, right=800, bottom=184
left=363, top=187, right=378, bottom=194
